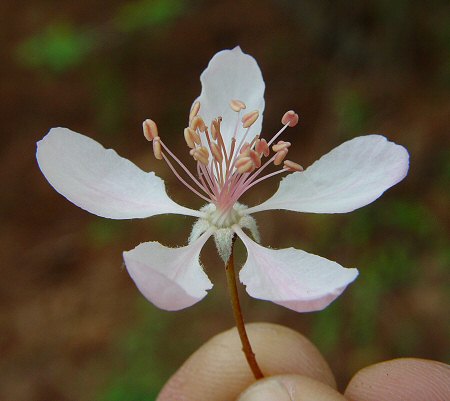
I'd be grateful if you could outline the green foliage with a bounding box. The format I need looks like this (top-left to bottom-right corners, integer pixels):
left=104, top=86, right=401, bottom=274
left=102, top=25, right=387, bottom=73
left=91, top=66, right=126, bottom=134
left=341, top=209, right=375, bottom=246
left=334, top=88, right=372, bottom=137
left=99, top=380, right=159, bottom=401
left=380, top=199, right=437, bottom=238
left=349, top=266, right=383, bottom=346
left=16, top=0, right=186, bottom=75
left=16, top=23, right=93, bottom=73
left=439, top=149, right=450, bottom=191
left=372, top=243, right=417, bottom=288
left=311, top=303, right=342, bottom=354
left=342, top=199, right=437, bottom=245
left=96, top=302, right=173, bottom=401
left=392, top=319, right=421, bottom=355
left=86, top=219, right=125, bottom=247
left=349, top=242, right=417, bottom=346
left=115, top=0, right=186, bottom=32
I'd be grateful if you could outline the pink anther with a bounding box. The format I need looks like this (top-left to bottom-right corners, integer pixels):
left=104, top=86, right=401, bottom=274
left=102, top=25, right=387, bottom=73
left=143, top=119, right=159, bottom=141
left=281, top=110, right=299, bottom=127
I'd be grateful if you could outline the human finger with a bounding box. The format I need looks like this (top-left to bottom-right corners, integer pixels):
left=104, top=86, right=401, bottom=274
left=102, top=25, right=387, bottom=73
left=237, top=374, right=348, bottom=401
left=157, top=322, right=336, bottom=401
left=344, top=358, right=450, bottom=401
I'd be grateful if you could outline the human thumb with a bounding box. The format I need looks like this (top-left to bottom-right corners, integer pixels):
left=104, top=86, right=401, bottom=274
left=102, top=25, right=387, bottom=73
left=237, top=374, right=348, bottom=401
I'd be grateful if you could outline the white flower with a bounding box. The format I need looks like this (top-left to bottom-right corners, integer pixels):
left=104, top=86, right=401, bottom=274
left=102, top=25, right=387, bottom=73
left=36, top=47, right=409, bottom=313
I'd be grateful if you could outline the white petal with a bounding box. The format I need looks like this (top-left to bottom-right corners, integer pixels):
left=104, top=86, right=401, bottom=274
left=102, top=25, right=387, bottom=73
left=37, top=128, right=201, bottom=219
left=194, top=47, right=265, bottom=147
left=234, top=226, right=358, bottom=312
left=247, top=135, right=409, bottom=214
left=123, top=231, right=213, bottom=311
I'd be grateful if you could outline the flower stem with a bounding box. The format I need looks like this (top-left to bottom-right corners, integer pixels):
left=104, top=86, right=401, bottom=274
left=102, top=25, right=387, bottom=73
left=225, top=236, right=264, bottom=379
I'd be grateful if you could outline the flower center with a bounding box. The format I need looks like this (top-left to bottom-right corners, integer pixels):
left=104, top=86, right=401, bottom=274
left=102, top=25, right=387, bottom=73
left=142, top=101, right=304, bottom=213
left=205, top=203, right=242, bottom=229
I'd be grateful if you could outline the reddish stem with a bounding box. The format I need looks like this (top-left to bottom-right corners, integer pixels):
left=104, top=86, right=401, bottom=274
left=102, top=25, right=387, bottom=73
left=225, top=236, right=264, bottom=379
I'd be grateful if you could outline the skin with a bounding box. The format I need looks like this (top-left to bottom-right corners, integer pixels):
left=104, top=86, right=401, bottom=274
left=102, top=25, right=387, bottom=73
left=157, top=323, right=449, bottom=401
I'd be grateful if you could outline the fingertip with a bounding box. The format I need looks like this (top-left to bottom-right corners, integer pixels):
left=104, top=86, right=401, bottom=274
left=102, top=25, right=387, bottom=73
left=237, top=375, right=347, bottom=401
left=344, top=358, right=450, bottom=401
left=243, top=323, right=336, bottom=387
left=157, top=322, right=336, bottom=401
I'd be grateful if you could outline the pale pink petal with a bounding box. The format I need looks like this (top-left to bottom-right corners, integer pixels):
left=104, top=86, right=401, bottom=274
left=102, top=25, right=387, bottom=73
left=247, top=135, right=409, bottom=214
left=234, top=226, right=358, bottom=312
left=194, top=47, right=265, bottom=147
left=37, top=128, right=202, bottom=219
left=123, top=231, right=213, bottom=311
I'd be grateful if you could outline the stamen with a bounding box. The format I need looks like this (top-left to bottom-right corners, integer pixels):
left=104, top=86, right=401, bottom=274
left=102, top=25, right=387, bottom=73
left=211, top=117, right=222, bottom=140
left=241, top=110, right=259, bottom=128
left=189, top=101, right=201, bottom=122
left=230, top=99, right=246, bottom=112
left=255, top=138, right=269, bottom=156
left=184, top=128, right=195, bottom=148
left=184, top=127, right=201, bottom=149
left=239, top=142, right=251, bottom=156
left=190, top=116, right=206, bottom=132
left=272, top=140, right=291, bottom=153
left=152, top=136, right=163, bottom=160
left=235, top=157, right=255, bottom=174
left=283, top=160, right=304, bottom=172
left=143, top=119, right=158, bottom=141
left=281, top=110, right=299, bottom=127
left=210, top=141, right=223, bottom=163
left=191, top=146, right=210, bottom=165
left=161, top=153, right=212, bottom=203
left=199, top=162, right=219, bottom=198
left=208, top=162, right=221, bottom=193
left=249, top=135, right=259, bottom=149
left=241, top=153, right=277, bottom=188
left=267, top=110, right=299, bottom=147
left=158, top=139, right=211, bottom=196
left=274, top=149, right=288, bottom=165
left=240, top=168, right=288, bottom=194
left=145, top=103, right=302, bottom=213
left=249, top=149, right=262, bottom=168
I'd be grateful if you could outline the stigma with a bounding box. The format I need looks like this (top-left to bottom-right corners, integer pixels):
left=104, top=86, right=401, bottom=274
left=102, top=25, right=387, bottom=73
left=142, top=101, right=303, bottom=213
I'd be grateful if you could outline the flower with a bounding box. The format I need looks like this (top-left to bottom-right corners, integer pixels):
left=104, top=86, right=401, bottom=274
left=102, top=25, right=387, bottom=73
left=36, top=47, right=409, bottom=313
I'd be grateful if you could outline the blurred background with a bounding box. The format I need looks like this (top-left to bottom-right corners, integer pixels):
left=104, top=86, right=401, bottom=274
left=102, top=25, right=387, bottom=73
left=1, top=0, right=449, bottom=399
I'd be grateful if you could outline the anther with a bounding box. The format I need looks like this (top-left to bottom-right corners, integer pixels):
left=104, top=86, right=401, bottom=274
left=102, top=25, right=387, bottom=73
left=249, top=149, right=262, bottom=169
left=210, top=142, right=223, bottom=163
left=242, top=110, right=259, bottom=128
left=239, top=142, right=251, bottom=156
left=283, top=160, right=304, bottom=172
left=272, top=140, right=291, bottom=153
left=184, top=128, right=196, bottom=148
left=152, top=137, right=163, bottom=160
left=189, top=101, right=201, bottom=122
left=211, top=118, right=221, bottom=140
left=236, top=156, right=255, bottom=174
left=281, top=110, right=299, bottom=127
left=230, top=99, right=247, bottom=112
left=274, top=149, right=288, bottom=166
left=191, top=146, right=209, bottom=165
left=184, top=127, right=201, bottom=148
left=192, top=130, right=201, bottom=144
left=190, top=116, right=206, bottom=132
left=255, top=138, right=269, bottom=156
left=143, top=119, right=158, bottom=141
